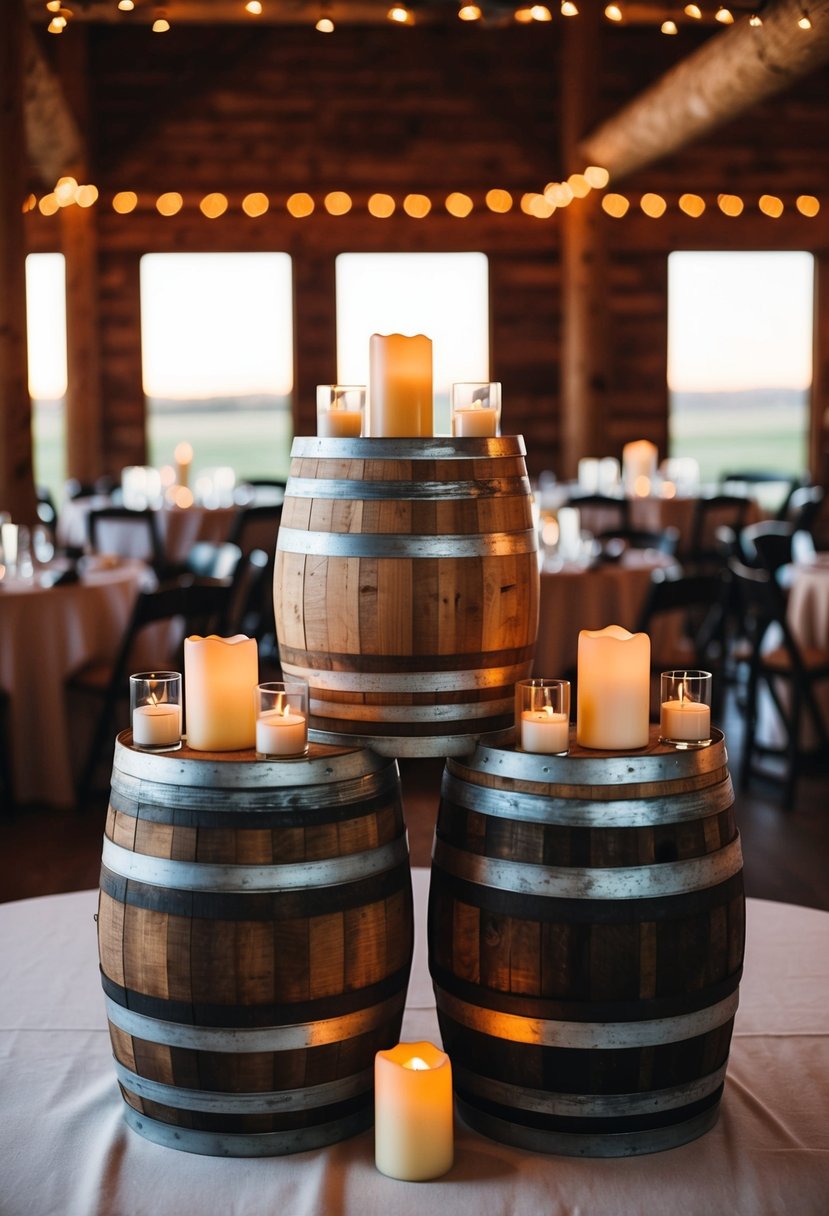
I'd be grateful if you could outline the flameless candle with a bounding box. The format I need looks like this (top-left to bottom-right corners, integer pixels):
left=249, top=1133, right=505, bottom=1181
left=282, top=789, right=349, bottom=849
left=576, top=625, right=651, bottom=750
left=453, top=403, right=498, bottom=437
left=369, top=333, right=433, bottom=437
left=184, top=634, right=258, bottom=751
left=375, top=1041, right=453, bottom=1182
left=317, top=385, right=365, bottom=437
left=622, top=440, right=658, bottom=496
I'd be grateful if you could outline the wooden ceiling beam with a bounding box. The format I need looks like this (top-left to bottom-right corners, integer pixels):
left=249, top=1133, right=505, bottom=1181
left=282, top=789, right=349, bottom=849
left=578, top=0, right=829, bottom=184
left=23, top=26, right=83, bottom=185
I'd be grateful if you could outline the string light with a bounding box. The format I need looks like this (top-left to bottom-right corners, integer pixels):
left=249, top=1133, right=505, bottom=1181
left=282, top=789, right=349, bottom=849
left=445, top=192, right=473, bottom=217
left=199, top=193, right=229, bottom=218
left=54, top=176, right=78, bottom=207
left=245, top=1, right=263, bottom=13
left=387, top=5, right=413, bottom=24
left=155, top=192, right=183, bottom=216
left=117, top=0, right=135, bottom=10
left=316, top=16, right=335, bottom=31
left=560, top=2, right=579, bottom=16
left=403, top=193, right=432, bottom=218
left=368, top=192, right=395, bottom=217
left=749, top=11, right=763, bottom=26
left=798, top=8, right=812, bottom=28
left=715, top=6, right=734, bottom=23
left=678, top=192, right=705, bottom=217
left=602, top=193, right=630, bottom=218
left=485, top=189, right=513, bottom=213
left=287, top=192, right=315, bottom=217
left=584, top=165, right=610, bottom=188
left=112, top=191, right=138, bottom=214
left=796, top=195, right=820, bottom=217
left=458, top=3, right=482, bottom=19
left=717, top=193, right=744, bottom=216
left=683, top=4, right=702, bottom=17
left=640, top=192, right=667, bottom=217
left=661, top=20, right=678, bottom=34
left=324, top=191, right=352, bottom=215
left=604, top=3, right=622, bottom=19
left=152, top=11, right=170, bottom=32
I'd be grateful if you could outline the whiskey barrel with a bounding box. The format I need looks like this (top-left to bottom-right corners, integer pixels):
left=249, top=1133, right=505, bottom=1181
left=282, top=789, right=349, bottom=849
left=428, top=729, right=745, bottom=1157
left=98, top=733, right=414, bottom=1157
left=274, top=436, right=539, bottom=757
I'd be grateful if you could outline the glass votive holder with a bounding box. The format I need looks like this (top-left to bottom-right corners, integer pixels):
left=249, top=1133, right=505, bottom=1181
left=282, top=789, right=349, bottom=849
left=317, top=385, right=365, bottom=438
left=659, top=670, right=713, bottom=749
left=515, top=678, right=570, bottom=754
left=255, top=680, right=309, bottom=758
left=451, top=382, right=501, bottom=437
left=129, top=672, right=182, bottom=752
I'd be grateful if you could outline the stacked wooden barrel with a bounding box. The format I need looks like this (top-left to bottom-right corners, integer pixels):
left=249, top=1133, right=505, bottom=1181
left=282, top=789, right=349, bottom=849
left=274, top=436, right=539, bottom=756
left=98, top=735, right=413, bottom=1156
left=428, top=729, right=745, bottom=1156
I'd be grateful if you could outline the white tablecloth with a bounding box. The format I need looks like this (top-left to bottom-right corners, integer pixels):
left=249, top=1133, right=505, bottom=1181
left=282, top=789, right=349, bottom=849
left=57, top=500, right=238, bottom=563
left=1, top=872, right=827, bottom=1216
left=0, top=560, right=150, bottom=806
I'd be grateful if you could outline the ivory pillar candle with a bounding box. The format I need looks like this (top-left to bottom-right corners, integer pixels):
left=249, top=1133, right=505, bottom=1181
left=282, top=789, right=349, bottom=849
left=622, top=440, right=658, bottom=497
left=375, top=1041, right=453, bottom=1182
left=174, top=442, right=193, bottom=489
left=520, top=709, right=569, bottom=754
left=184, top=635, right=258, bottom=751
left=576, top=625, right=651, bottom=750
left=369, top=333, right=433, bottom=437
left=316, top=385, right=365, bottom=437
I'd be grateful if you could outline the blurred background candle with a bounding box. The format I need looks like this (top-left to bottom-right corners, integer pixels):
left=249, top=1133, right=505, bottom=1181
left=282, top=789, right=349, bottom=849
left=622, top=439, right=658, bottom=497
left=451, top=382, right=501, bottom=437
left=375, top=1041, right=453, bottom=1182
left=369, top=333, right=433, bottom=437
left=577, top=625, right=651, bottom=750
left=184, top=635, right=258, bottom=751
left=556, top=506, right=581, bottom=562
left=316, top=384, right=365, bottom=438
left=174, top=441, right=193, bottom=489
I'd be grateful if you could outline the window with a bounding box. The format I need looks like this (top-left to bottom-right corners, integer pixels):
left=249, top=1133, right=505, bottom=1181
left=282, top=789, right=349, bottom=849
left=668, top=252, right=813, bottom=489
left=26, top=253, right=67, bottom=501
left=336, top=252, right=490, bottom=435
left=140, top=253, right=294, bottom=482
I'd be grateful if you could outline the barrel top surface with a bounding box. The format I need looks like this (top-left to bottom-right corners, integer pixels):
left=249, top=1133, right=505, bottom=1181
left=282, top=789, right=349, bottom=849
left=113, top=732, right=396, bottom=788
left=289, top=435, right=527, bottom=460
left=448, top=727, right=727, bottom=787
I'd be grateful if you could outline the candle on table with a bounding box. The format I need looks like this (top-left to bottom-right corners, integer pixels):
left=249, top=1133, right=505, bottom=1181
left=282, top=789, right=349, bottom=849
left=557, top=506, right=581, bottom=561
left=578, top=458, right=600, bottom=492
left=453, top=403, right=498, bottom=437
left=451, top=382, right=501, bottom=438
left=316, top=385, right=365, bottom=438
left=576, top=625, right=651, bottom=750
left=375, top=1041, right=453, bottom=1182
left=521, top=706, right=569, bottom=754
left=174, top=441, right=193, bottom=489
left=369, top=333, right=433, bottom=437
left=184, top=634, right=258, bottom=751
left=132, top=703, right=182, bottom=748
left=622, top=440, right=657, bottom=497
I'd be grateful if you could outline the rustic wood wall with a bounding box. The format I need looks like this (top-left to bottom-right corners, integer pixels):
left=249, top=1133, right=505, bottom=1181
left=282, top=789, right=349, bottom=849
left=23, top=21, right=829, bottom=482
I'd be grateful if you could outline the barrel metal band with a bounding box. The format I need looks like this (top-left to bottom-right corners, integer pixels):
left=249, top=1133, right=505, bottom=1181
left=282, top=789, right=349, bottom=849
left=114, top=1059, right=372, bottom=1113
left=277, top=527, right=537, bottom=559
left=101, top=833, right=409, bottom=892
left=285, top=476, right=532, bottom=501
left=105, top=990, right=404, bottom=1051
left=289, top=435, right=526, bottom=459
left=435, top=985, right=739, bottom=1048
left=432, top=835, right=744, bottom=900
left=453, top=1062, right=729, bottom=1117
left=289, top=663, right=529, bottom=694
left=309, top=696, right=512, bottom=723
left=122, top=1104, right=373, bottom=1157
left=441, top=770, right=734, bottom=828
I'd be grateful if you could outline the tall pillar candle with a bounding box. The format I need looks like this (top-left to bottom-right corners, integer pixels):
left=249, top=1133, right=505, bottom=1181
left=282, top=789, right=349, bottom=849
left=576, top=625, right=651, bottom=750
left=622, top=440, right=657, bottom=496
left=184, top=634, right=258, bottom=751
left=375, top=1041, right=453, bottom=1181
left=369, top=333, right=433, bottom=437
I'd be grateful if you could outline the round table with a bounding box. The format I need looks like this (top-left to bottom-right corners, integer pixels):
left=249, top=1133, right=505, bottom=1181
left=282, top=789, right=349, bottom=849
left=0, top=559, right=151, bottom=806
left=0, top=874, right=827, bottom=1216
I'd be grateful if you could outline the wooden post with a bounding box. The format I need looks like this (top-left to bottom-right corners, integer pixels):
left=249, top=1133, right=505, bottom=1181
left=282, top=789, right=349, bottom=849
left=291, top=250, right=337, bottom=438
left=0, top=0, right=37, bottom=523
left=559, top=5, right=609, bottom=478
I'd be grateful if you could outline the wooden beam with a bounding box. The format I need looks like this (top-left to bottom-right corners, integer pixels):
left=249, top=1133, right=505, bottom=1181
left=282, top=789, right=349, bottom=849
left=579, top=0, right=829, bottom=183
left=23, top=26, right=82, bottom=186
left=0, top=0, right=37, bottom=524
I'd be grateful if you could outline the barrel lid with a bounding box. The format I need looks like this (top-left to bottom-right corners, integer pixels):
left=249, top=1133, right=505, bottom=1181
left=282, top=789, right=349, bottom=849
left=289, top=435, right=526, bottom=460
left=113, top=732, right=396, bottom=788
left=448, top=727, right=727, bottom=789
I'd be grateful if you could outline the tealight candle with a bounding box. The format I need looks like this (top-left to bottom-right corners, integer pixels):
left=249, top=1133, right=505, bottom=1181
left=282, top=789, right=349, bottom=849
left=451, top=382, right=501, bottom=438
left=622, top=439, right=658, bottom=497
left=129, top=672, right=182, bottom=752
left=184, top=635, right=258, bottom=751
left=317, top=385, right=365, bottom=438
left=369, top=333, right=433, bottom=437
left=659, top=670, right=712, bottom=749
left=516, top=678, right=570, bottom=754
left=254, top=681, right=309, bottom=757
left=576, top=625, right=650, bottom=750
left=375, top=1041, right=453, bottom=1182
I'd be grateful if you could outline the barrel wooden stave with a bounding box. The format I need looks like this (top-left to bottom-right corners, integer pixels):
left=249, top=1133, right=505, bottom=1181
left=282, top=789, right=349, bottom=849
left=98, top=736, right=414, bottom=1155
left=427, top=730, right=745, bottom=1156
left=274, top=437, right=539, bottom=756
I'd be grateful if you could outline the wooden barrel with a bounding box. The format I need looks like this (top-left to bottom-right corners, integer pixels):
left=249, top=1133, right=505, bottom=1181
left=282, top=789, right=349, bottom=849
left=98, top=733, right=414, bottom=1157
left=274, top=436, right=539, bottom=757
left=428, top=729, right=745, bottom=1157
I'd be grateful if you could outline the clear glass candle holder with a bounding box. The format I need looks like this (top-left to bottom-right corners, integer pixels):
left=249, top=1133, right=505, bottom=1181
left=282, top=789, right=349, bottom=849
left=255, top=680, right=309, bottom=758
left=130, top=672, right=182, bottom=752
left=659, top=670, right=713, bottom=749
left=516, top=678, right=570, bottom=754
left=451, top=382, right=502, bottom=437
left=316, top=385, right=365, bottom=438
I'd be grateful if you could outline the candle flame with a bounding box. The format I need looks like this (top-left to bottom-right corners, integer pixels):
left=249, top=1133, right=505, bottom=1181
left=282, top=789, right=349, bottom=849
left=403, top=1056, right=430, bottom=1071
left=678, top=682, right=685, bottom=705
left=543, top=704, right=554, bottom=719
left=281, top=702, right=292, bottom=719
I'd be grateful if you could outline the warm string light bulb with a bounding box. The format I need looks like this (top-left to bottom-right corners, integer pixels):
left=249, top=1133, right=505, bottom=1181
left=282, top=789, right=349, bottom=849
left=749, top=11, right=763, bottom=26
left=316, top=16, right=335, bottom=31
left=684, top=3, right=702, bottom=16
left=560, top=1, right=579, bottom=16
left=604, top=4, right=623, bottom=20
left=152, top=10, right=170, bottom=32
left=798, top=8, right=812, bottom=29
left=245, top=1, right=263, bottom=13
left=387, top=4, right=413, bottom=23
left=117, top=0, right=135, bottom=10
left=715, top=6, right=734, bottom=23
left=458, top=3, right=482, bottom=19
left=661, top=20, right=678, bottom=34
